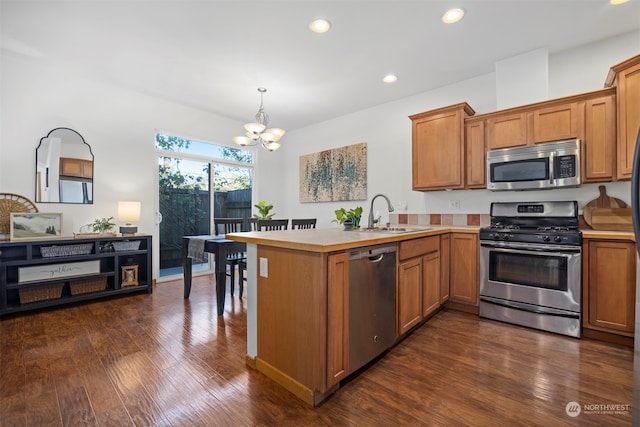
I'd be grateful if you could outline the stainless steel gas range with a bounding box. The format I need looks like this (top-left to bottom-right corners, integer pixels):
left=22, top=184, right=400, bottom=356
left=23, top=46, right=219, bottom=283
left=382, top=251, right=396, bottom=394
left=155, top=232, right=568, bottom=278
left=479, top=201, right=582, bottom=338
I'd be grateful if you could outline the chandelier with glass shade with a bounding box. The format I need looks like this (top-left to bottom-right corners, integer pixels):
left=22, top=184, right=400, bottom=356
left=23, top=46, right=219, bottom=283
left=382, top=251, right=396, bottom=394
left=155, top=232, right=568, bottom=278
left=232, top=87, right=286, bottom=151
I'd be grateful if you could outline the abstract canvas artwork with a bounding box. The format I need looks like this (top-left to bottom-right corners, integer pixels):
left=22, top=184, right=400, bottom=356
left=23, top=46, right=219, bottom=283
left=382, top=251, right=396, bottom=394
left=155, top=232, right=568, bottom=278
left=299, top=142, right=367, bottom=202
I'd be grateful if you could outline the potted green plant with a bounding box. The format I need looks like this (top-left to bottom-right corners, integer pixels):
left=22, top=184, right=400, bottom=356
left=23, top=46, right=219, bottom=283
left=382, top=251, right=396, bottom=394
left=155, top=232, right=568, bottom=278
left=332, top=206, right=363, bottom=230
left=253, top=200, right=275, bottom=220
left=87, top=216, right=116, bottom=234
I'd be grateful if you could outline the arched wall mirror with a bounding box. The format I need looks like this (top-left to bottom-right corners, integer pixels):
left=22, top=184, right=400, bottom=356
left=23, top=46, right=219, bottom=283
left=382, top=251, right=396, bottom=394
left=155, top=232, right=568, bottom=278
left=35, top=128, right=94, bottom=204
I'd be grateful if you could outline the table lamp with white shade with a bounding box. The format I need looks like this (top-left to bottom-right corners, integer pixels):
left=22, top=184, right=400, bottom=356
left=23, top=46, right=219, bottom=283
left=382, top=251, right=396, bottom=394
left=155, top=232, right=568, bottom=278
left=118, top=201, right=140, bottom=235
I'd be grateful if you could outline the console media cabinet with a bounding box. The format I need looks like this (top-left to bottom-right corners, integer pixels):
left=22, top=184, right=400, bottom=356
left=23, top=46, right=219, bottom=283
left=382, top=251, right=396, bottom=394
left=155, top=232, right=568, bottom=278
left=0, top=234, right=152, bottom=315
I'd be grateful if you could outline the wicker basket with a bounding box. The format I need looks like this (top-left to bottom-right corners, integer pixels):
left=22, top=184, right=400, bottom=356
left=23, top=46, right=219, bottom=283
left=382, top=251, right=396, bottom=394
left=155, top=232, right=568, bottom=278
left=112, top=240, right=141, bottom=251
left=18, top=282, right=64, bottom=304
left=69, top=277, right=107, bottom=295
left=41, top=243, right=93, bottom=258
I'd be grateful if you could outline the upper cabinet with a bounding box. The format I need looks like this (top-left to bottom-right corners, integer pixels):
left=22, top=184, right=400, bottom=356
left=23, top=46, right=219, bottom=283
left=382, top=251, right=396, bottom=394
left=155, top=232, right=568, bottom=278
left=605, top=54, right=640, bottom=180
left=530, top=102, right=580, bottom=144
left=485, top=111, right=528, bottom=149
left=484, top=102, right=581, bottom=150
left=464, top=117, right=486, bottom=188
left=60, top=157, right=94, bottom=179
left=410, top=55, right=638, bottom=191
left=582, top=93, right=616, bottom=183
left=410, top=103, right=475, bottom=191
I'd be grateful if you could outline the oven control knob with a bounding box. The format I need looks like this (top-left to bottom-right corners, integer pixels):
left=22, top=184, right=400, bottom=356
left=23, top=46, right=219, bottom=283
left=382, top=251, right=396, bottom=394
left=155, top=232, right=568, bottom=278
left=543, top=235, right=551, bottom=242
left=554, top=236, right=562, bottom=243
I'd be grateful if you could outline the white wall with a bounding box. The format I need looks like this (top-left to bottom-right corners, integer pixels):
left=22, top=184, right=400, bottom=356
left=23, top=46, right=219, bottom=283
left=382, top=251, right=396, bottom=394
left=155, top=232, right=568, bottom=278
left=282, top=31, right=640, bottom=226
left=0, top=54, right=252, bottom=278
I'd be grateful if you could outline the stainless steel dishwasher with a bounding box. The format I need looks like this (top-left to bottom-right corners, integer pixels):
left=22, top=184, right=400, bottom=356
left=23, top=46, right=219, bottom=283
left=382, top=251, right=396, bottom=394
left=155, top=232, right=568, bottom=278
left=348, top=243, right=397, bottom=375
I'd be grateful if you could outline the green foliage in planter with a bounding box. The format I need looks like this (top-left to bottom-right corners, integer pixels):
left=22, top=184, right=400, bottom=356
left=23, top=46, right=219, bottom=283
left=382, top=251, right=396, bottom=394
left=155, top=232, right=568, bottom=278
left=253, top=200, right=275, bottom=220
left=332, top=206, right=363, bottom=228
left=88, top=216, right=116, bottom=233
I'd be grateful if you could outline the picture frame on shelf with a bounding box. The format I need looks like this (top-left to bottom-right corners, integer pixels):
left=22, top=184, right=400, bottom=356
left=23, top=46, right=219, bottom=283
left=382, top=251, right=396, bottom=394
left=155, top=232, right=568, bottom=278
left=10, top=212, right=63, bottom=241
left=121, top=265, right=139, bottom=287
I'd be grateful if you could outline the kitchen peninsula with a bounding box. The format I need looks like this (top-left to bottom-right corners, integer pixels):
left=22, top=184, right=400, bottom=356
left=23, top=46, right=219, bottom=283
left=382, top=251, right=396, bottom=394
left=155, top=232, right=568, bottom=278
left=227, top=226, right=478, bottom=406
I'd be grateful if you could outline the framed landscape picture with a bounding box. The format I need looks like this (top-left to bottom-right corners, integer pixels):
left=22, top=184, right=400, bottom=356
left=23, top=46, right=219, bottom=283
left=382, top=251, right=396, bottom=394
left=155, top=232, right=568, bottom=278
left=10, top=212, right=63, bottom=241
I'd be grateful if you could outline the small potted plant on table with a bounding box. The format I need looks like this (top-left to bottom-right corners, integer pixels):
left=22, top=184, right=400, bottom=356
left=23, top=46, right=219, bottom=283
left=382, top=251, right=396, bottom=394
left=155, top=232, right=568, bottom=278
left=89, top=217, right=116, bottom=234
left=253, top=201, right=275, bottom=220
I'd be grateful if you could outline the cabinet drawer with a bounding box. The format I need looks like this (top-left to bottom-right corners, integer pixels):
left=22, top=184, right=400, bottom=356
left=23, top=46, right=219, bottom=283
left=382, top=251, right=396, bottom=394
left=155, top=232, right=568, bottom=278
left=399, top=236, right=439, bottom=260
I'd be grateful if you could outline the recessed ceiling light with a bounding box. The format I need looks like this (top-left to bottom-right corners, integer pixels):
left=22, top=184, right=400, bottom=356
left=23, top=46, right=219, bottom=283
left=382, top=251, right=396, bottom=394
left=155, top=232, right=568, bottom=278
left=442, top=8, right=464, bottom=24
left=309, top=19, right=331, bottom=33
left=383, top=74, right=398, bottom=83
left=610, top=0, right=629, bottom=4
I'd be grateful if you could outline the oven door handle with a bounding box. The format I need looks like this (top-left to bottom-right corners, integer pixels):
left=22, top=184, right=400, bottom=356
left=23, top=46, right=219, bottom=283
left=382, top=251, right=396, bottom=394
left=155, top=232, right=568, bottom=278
left=481, top=241, right=581, bottom=254
left=481, top=296, right=579, bottom=319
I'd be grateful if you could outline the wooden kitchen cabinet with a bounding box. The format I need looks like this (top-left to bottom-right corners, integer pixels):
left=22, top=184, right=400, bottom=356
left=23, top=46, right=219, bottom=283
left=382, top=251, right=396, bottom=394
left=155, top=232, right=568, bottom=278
left=327, top=252, right=349, bottom=387
left=485, top=102, right=580, bottom=150
left=448, top=233, right=479, bottom=312
left=410, top=103, right=475, bottom=191
left=485, top=111, right=528, bottom=150
left=60, top=157, right=93, bottom=178
left=256, top=246, right=350, bottom=405
left=530, top=102, right=579, bottom=144
left=582, top=93, right=616, bottom=182
left=605, top=54, right=640, bottom=180
left=440, top=233, right=450, bottom=304
left=397, top=236, right=441, bottom=335
left=397, top=257, right=423, bottom=335
left=422, top=251, right=441, bottom=317
left=464, top=117, right=486, bottom=188
left=583, top=239, right=636, bottom=338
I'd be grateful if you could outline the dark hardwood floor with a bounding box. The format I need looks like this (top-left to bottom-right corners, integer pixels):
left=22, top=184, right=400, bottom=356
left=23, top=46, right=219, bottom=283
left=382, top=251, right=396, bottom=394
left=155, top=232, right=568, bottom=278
left=1, top=274, right=634, bottom=426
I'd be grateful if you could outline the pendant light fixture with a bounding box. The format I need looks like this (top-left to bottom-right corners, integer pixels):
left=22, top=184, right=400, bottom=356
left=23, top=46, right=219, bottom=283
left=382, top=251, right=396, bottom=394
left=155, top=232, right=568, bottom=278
left=232, top=87, right=286, bottom=151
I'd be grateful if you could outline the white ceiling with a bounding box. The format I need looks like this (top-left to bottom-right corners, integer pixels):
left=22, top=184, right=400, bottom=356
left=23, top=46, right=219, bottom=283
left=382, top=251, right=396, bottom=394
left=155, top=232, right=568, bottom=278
left=2, top=1, right=639, bottom=131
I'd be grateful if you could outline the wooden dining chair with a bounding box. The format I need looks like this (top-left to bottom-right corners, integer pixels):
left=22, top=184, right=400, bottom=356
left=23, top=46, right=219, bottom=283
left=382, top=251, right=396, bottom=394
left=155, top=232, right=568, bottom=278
left=213, top=218, right=245, bottom=296
left=248, top=218, right=259, bottom=231
left=257, top=219, right=289, bottom=230
left=291, top=218, right=317, bottom=229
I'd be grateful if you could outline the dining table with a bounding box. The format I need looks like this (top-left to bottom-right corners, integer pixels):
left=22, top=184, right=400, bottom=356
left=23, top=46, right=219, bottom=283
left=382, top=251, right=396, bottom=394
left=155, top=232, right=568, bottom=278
left=181, top=235, right=246, bottom=316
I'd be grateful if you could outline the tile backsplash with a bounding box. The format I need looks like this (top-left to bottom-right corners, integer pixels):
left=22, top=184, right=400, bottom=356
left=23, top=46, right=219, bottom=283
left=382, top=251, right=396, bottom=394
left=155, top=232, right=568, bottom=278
left=390, top=213, right=490, bottom=227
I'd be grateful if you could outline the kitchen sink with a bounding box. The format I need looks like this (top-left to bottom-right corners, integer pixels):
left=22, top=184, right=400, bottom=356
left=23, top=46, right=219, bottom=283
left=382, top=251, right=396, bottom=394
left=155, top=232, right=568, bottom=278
left=360, top=227, right=428, bottom=234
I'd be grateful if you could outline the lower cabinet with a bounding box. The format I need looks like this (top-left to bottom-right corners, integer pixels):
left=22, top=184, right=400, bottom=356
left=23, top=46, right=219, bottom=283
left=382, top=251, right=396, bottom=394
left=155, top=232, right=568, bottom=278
left=397, top=257, right=423, bottom=334
left=327, top=252, right=349, bottom=388
left=448, top=233, right=479, bottom=311
left=422, top=250, right=441, bottom=317
left=440, top=234, right=450, bottom=304
left=583, top=239, right=636, bottom=337
left=397, top=236, right=441, bottom=335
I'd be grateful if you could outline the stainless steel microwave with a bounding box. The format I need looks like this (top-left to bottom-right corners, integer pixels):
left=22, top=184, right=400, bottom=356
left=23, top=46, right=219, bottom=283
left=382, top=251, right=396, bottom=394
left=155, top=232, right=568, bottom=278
left=486, top=139, right=581, bottom=191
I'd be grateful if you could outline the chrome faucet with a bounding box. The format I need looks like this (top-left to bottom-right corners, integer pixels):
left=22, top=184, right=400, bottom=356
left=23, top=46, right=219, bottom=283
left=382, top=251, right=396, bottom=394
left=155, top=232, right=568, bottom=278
left=367, top=194, right=394, bottom=228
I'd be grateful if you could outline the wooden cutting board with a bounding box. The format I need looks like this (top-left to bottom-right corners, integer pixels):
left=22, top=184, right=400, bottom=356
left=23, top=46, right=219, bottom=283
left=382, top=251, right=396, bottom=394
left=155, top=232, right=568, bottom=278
left=583, top=185, right=629, bottom=228
left=590, top=208, right=633, bottom=231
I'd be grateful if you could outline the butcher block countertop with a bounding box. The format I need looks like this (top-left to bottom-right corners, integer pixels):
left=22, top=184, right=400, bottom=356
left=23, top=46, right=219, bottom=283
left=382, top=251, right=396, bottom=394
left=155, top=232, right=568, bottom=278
left=226, top=225, right=635, bottom=251
left=581, top=229, right=635, bottom=241
left=227, top=225, right=479, bottom=253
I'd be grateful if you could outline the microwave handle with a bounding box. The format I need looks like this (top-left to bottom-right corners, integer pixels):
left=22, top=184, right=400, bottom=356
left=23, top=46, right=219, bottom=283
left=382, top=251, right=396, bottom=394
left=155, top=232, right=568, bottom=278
left=549, top=151, right=555, bottom=185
